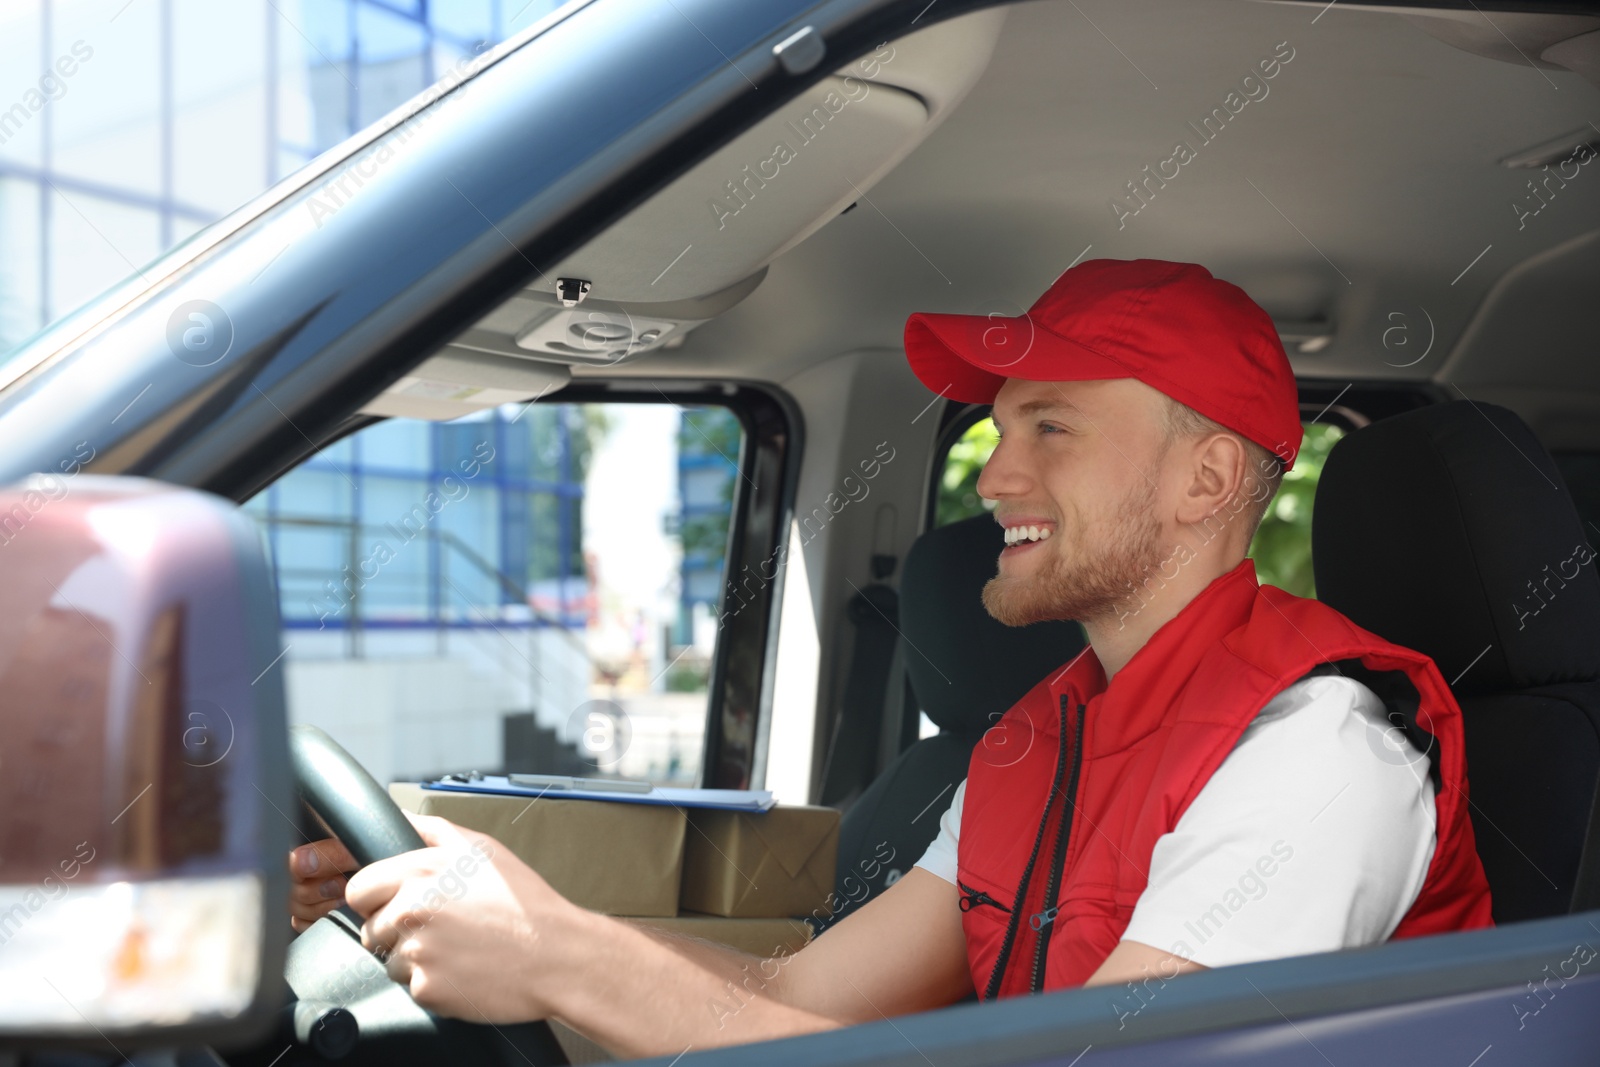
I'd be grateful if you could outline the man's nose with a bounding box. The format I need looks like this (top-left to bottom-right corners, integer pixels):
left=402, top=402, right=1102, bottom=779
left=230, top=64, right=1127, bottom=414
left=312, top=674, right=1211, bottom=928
left=976, top=436, right=1029, bottom=501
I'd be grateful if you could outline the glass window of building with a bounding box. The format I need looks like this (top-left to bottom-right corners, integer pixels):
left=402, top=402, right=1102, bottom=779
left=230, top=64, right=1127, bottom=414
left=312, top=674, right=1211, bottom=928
left=0, top=0, right=563, bottom=359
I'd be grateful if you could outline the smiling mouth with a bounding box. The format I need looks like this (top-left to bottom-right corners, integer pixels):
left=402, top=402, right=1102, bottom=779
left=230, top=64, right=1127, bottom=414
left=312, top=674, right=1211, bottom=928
left=1002, top=524, right=1052, bottom=547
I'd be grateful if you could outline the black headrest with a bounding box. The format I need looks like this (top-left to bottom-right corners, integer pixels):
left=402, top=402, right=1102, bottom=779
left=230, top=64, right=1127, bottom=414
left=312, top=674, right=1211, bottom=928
left=899, top=514, right=1086, bottom=733
left=1313, top=400, right=1600, bottom=698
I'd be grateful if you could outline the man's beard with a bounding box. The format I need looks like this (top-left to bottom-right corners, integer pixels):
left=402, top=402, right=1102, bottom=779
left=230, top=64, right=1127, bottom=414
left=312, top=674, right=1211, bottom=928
left=982, top=480, right=1167, bottom=627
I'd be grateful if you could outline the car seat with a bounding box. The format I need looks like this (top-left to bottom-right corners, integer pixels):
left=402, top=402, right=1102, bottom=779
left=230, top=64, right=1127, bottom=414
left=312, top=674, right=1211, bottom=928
left=1313, top=400, right=1600, bottom=922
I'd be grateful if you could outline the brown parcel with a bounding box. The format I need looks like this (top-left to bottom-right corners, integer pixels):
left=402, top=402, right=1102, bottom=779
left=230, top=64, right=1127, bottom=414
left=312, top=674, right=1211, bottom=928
left=388, top=783, right=685, bottom=917
left=679, top=805, right=839, bottom=919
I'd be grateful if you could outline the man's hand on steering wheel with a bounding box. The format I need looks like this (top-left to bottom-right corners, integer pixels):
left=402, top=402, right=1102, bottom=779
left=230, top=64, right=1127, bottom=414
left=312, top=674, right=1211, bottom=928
left=341, top=813, right=581, bottom=1024
left=289, top=836, right=359, bottom=932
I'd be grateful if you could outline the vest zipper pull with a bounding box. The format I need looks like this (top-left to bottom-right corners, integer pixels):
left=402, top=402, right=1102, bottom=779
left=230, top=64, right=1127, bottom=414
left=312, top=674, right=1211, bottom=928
left=958, top=880, right=1013, bottom=914
left=1029, top=904, right=1060, bottom=932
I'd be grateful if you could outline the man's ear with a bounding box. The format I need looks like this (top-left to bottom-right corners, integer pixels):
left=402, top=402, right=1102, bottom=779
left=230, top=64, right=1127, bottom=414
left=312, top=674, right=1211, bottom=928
left=1173, top=433, right=1247, bottom=526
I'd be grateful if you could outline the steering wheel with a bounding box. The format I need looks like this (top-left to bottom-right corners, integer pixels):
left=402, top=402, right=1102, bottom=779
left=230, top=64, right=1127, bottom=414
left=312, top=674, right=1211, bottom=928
left=291, top=723, right=429, bottom=866
left=276, top=724, right=570, bottom=1066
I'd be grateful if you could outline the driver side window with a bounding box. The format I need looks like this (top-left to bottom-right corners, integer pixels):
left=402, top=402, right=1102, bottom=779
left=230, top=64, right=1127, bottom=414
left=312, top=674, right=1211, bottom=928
left=241, top=401, right=743, bottom=789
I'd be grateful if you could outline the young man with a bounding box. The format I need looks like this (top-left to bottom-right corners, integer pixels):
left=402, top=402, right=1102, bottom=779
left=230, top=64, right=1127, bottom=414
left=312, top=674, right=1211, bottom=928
left=289, top=258, right=1492, bottom=1057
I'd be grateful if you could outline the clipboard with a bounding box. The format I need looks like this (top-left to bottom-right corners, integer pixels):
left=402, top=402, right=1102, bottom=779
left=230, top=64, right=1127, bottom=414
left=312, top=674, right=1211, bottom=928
left=421, top=774, right=777, bottom=812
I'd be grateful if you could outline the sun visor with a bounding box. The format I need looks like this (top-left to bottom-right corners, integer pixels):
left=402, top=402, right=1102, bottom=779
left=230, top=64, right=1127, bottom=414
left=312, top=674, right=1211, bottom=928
left=526, top=70, right=924, bottom=312
left=514, top=9, right=1007, bottom=303
left=421, top=8, right=1008, bottom=386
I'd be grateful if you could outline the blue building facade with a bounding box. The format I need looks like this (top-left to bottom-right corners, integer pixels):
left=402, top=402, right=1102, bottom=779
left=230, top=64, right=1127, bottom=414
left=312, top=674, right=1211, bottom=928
left=0, top=0, right=557, bottom=354
left=245, top=404, right=591, bottom=651
left=0, top=1, right=737, bottom=786
left=0, top=0, right=584, bottom=649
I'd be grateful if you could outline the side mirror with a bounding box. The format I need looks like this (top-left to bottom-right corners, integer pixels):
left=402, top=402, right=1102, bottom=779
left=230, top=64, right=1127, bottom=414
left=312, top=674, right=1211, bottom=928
left=0, top=475, right=291, bottom=1051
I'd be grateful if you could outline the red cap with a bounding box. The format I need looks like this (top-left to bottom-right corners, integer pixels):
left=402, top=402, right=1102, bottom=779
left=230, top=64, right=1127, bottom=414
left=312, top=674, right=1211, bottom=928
left=904, top=259, right=1300, bottom=469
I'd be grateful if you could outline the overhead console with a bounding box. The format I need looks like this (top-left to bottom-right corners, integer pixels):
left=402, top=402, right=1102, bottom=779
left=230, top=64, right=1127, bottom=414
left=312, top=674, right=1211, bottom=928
left=361, top=7, right=1010, bottom=421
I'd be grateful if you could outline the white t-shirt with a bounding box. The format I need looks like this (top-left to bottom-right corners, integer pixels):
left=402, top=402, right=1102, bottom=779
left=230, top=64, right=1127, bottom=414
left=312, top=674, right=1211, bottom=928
left=914, top=669, right=1438, bottom=969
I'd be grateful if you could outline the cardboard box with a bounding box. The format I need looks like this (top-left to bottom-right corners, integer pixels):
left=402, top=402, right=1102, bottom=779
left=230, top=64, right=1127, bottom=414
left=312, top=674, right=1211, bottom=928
left=389, top=784, right=685, bottom=917
left=679, top=806, right=839, bottom=919
left=630, top=913, right=813, bottom=957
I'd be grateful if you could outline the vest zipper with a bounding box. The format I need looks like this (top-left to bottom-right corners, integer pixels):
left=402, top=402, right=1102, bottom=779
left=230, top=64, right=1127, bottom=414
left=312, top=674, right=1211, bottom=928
left=1029, top=698, right=1087, bottom=992
left=957, top=880, right=1012, bottom=914
left=981, top=696, right=1072, bottom=1002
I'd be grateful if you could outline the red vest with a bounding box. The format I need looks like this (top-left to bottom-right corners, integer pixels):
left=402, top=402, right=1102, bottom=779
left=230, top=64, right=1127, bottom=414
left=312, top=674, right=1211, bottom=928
left=957, top=560, right=1493, bottom=998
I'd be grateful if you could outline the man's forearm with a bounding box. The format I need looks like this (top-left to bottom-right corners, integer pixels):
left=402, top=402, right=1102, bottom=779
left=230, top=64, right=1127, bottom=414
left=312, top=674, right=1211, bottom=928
left=624, top=921, right=794, bottom=1002
left=549, top=909, right=838, bottom=1058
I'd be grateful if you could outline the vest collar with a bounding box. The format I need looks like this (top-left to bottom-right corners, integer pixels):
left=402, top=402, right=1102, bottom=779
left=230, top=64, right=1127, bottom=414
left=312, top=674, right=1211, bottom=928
left=1046, top=558, right=1262, bottom=756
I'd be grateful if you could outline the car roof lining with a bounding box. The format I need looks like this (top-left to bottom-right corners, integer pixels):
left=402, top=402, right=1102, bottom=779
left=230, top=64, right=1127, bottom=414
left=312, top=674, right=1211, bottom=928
left=392, top=0, right=1600, bottom=447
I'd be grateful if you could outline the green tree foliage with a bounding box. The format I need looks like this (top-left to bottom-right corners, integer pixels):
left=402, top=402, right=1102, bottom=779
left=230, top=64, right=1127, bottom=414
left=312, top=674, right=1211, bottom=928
left=677, top=407, right=742, bottom=564
left=934, top=416, right=1344, bottom=599
left=573, top=405, right=614, bottom=480
left=936, top=418, right=1000, bottom=527
left=515, top=403, right=615, bottom=581
left=1245, top=423, right=1344, bottom=598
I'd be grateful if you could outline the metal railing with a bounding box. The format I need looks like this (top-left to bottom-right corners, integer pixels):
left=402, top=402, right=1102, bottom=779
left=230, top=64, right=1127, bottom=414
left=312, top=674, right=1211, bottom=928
left=259, top=513, right=589, bottom=659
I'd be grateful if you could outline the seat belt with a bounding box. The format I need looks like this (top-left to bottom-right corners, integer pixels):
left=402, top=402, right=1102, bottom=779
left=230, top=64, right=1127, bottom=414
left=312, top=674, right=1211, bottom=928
left=819, top=576, right=900, bottom=808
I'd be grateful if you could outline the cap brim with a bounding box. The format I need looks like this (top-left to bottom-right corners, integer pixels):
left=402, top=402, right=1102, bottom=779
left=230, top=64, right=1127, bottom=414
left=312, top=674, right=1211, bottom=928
left=904, top=312, right=1133, bottom=404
